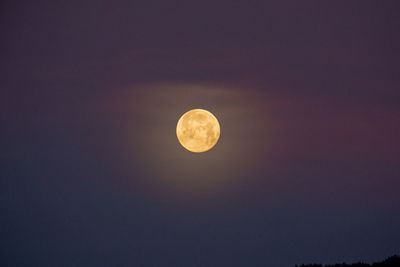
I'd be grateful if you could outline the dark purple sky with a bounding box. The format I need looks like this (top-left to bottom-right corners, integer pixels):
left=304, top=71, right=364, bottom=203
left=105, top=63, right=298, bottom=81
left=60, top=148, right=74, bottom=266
left=1, top=1, right=400, bottom=266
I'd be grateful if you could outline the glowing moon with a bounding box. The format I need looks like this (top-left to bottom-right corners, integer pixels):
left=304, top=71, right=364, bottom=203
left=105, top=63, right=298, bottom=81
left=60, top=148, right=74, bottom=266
left=176, top=109, right=220, bottom=153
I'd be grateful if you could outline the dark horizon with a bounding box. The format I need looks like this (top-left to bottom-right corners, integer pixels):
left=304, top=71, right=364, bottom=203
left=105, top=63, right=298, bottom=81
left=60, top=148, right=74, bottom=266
left=1, top=1, right=400, bottom=266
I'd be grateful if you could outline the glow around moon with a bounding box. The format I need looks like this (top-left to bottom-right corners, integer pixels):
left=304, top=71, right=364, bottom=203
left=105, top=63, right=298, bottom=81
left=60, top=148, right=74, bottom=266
left=176, top=109, right=220, bottom=153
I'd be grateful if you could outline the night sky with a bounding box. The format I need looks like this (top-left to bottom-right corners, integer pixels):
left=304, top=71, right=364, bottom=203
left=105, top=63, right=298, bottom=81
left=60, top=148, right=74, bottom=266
left=1, top=1, right=400, bottom=266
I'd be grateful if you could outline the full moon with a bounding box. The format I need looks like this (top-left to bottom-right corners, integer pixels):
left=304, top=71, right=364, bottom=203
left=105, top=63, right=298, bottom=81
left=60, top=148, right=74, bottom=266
left=176, top=109, right=221, bottom=153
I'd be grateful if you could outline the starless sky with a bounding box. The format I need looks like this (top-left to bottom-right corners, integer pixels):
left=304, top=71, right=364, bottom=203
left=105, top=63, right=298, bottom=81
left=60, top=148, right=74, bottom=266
left=1, top=1, right=400, bottom=266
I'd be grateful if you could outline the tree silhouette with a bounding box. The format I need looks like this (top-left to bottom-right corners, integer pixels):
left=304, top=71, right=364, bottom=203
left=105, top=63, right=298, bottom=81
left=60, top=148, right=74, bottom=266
left=295, top=255, right=400, bottom=267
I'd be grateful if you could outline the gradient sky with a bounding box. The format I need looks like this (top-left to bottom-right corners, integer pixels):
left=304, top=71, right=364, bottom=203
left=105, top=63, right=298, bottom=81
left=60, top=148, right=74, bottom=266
left=1, top=1, right=400, bottom=266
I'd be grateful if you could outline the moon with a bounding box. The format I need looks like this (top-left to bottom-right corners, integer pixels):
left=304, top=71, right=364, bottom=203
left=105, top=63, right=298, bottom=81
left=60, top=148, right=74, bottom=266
left=176, top=109, right=221, bottom=153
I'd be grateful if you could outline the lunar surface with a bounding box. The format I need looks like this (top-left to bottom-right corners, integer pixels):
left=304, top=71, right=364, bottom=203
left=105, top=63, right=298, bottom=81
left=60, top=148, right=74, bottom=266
left=176, top=109, right=220, bottom=153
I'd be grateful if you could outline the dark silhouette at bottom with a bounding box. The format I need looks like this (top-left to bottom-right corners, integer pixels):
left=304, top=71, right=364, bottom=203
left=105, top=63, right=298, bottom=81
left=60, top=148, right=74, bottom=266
left=296, top=255, right=400, bottom=267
